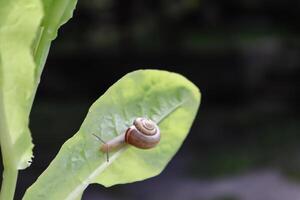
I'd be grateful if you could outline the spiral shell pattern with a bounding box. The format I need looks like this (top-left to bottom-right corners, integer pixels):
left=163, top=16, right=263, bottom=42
left=125, top=117, right=160, bottom=149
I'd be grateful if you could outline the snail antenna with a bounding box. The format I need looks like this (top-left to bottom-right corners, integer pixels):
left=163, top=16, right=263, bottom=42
left=92, top=134, right=109, bottom=162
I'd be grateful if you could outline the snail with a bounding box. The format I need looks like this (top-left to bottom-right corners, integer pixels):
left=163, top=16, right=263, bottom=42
left=93, top=117, right=160, bottom=162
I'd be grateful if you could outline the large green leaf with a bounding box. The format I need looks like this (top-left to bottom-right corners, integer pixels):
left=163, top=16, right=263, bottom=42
left=0, top=0, right=78, bottom=171
left=0, top=0, right=78, bottom=198
left=0, top=0, right=43, bottom=170
left=23, top=70, right=200, bottom=200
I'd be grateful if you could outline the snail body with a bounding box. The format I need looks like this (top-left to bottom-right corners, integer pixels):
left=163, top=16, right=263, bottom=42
left=100, top=117, right=160, bottom=152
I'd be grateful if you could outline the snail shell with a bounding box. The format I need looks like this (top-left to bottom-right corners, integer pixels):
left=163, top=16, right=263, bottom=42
left=100, top=117, right=160, bottom=152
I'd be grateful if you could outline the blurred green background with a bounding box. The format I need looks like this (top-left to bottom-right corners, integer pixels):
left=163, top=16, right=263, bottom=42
left=12, top=0, right=300, bottom=199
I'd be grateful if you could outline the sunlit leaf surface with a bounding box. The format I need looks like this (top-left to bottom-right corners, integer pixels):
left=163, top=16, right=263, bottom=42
left=0, top=0, right=43, bottom=170
left=23, top=70, right=200, bottom=200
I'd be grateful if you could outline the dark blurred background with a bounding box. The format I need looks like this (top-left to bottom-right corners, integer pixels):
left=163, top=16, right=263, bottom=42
left=16, top=0, right=300, bottom=199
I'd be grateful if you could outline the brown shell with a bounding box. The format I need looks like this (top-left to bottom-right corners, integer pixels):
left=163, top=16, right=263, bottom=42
left=133, top=118, right=157, bottom=135
left=125, top=118, right=160, bottom=149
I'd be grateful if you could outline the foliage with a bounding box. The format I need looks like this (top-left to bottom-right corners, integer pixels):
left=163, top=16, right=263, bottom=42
left=0, top=0, right=77, bottom=199
left=0, top=1, right=200, bottom=200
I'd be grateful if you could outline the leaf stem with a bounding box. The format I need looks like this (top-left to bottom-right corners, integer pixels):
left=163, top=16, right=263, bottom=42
left=33, top=0, right=75, bottom=84
left=33, top=28, right=51, bottom=84
left=0, top=168, right=18, bottom=200
left=0, top=80, right=18, bottom=200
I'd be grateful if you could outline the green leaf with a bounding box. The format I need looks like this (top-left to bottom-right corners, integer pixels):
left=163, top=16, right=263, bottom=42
left=23, top=70, right=200, bottom=200
left=33, top=0, right=78, bottom=81
left=0, top=0, right=78, bottom=171
left=0, top=0, right=43, bottom=170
